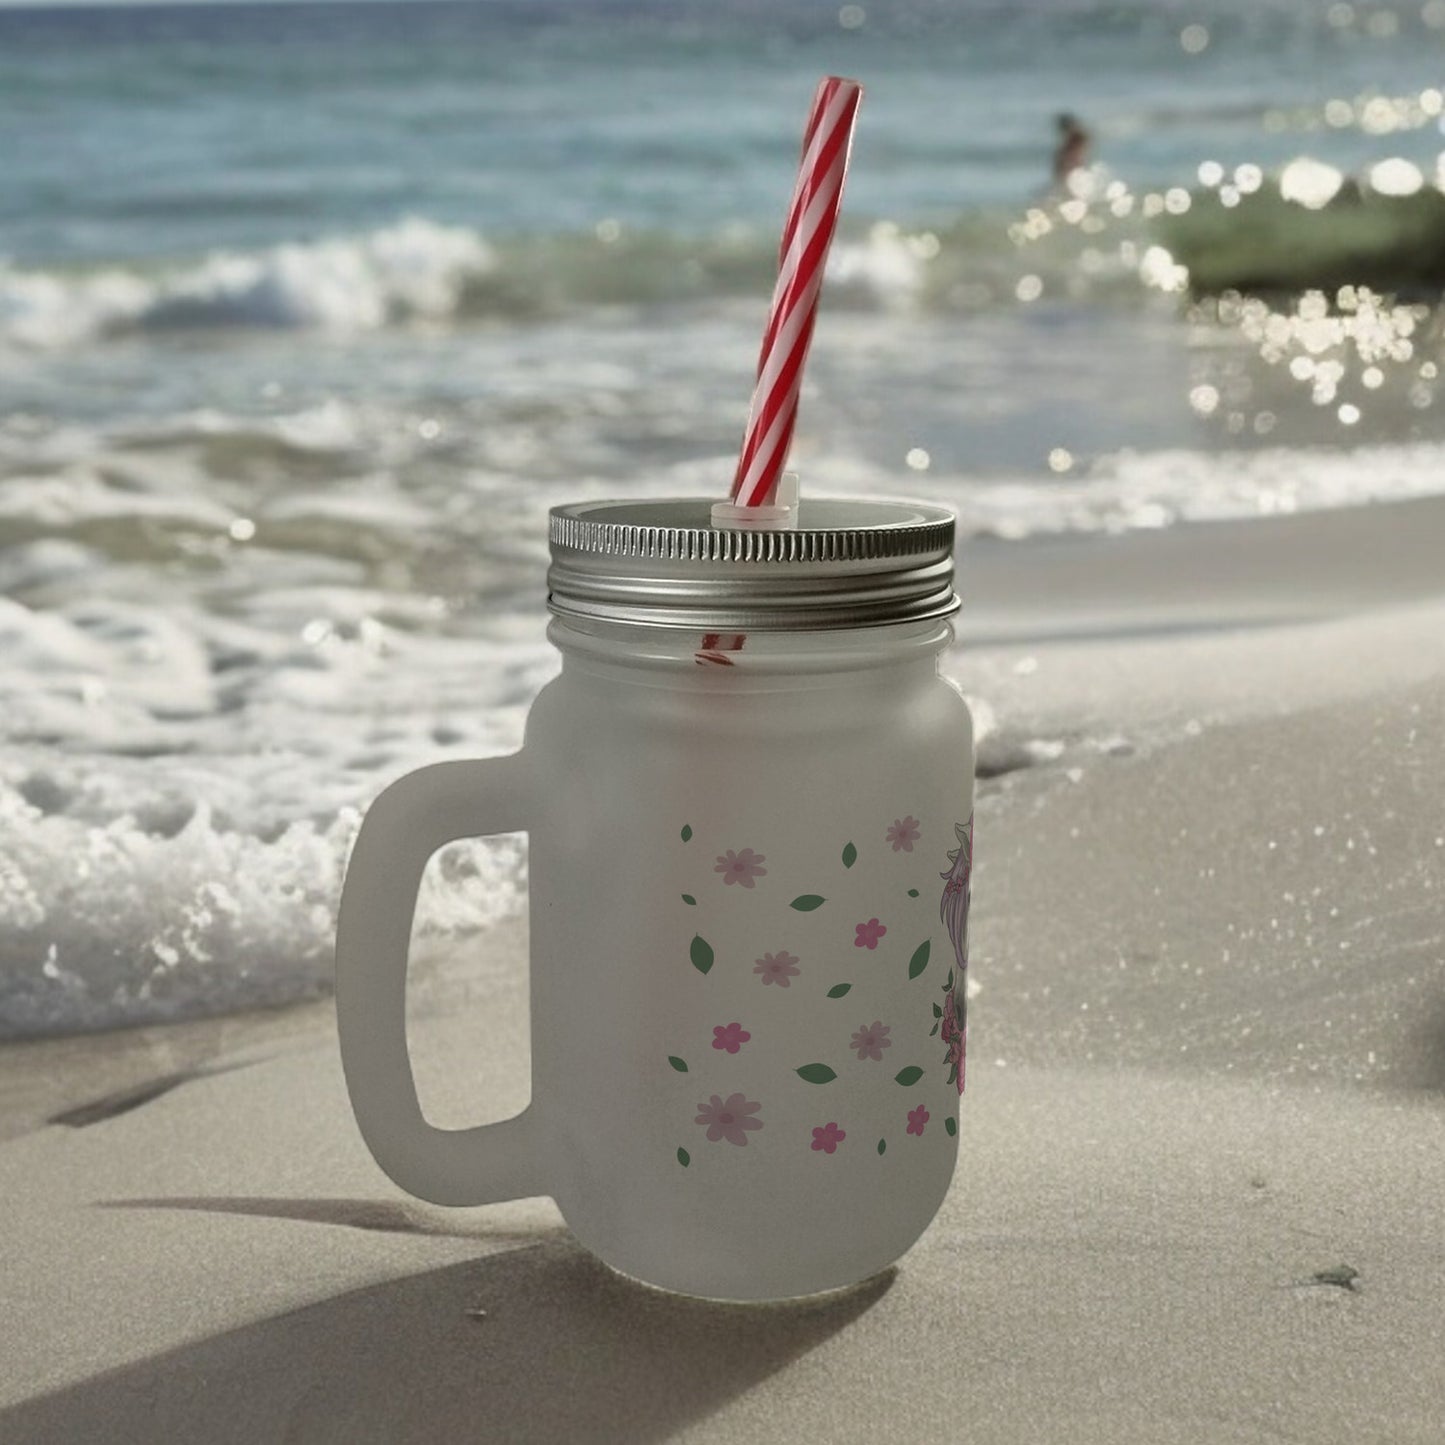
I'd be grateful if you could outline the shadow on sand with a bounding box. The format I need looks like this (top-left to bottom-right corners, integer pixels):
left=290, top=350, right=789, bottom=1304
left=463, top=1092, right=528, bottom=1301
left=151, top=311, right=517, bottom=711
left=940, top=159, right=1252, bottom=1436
left=1407, top=987, right=1445, bottom=1093
left=94, top=1193, right=540, bottom=1241
left=1, top=1219, right=892, bottom=1445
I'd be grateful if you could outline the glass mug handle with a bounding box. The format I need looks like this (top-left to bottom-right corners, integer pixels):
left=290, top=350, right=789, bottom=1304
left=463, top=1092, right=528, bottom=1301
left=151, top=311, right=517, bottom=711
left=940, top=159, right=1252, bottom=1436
left=335, top=755, right=541, bottom=1207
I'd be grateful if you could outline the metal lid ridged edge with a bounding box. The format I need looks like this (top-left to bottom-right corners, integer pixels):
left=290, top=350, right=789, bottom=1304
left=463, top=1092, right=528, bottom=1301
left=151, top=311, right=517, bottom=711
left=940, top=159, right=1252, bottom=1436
left=548, top=513, right=952, bottom=564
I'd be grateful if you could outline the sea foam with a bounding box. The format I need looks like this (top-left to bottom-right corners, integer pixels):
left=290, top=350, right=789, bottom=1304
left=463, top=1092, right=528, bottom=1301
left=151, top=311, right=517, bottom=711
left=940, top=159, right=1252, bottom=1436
left=1, top=218, right=495, bottom=348
left=0, top=763, right=529, bottom=1041
left=11, top=188, right=1445, bottom=355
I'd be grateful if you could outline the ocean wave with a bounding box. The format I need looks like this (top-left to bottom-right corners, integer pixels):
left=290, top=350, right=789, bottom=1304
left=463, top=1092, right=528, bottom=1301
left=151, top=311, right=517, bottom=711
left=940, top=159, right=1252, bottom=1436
left=0, top=218, right=497, bottom=348
left=1158, top=180, right=1445, bottom=296
left=0, top=787, right=351, bottom=1038
left=8, top=176, right=1445, bottom=350
left=0, top=214, right=961, bottom=348
left=5, top=421, right=1445, bottom=1038
left=953, top=439, right=1445, bottom=539
left=0, top=777, right=528, bottom=1039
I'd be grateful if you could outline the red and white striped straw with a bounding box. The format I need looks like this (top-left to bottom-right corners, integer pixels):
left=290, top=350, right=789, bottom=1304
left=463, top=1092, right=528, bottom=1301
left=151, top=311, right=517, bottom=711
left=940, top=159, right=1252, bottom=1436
left=731, top=76, right=862, bottom=510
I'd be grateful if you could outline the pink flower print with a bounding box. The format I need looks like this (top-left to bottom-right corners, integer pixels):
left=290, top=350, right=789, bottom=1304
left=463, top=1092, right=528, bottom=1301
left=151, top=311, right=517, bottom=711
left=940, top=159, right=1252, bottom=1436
left=907, top=1105, right=930, bottom=1136
left=811, top=1122, right=846, bottom=1154
left=715, top=847, right=767, bottom=888
left=854, top=917, right=887, bottom=949
left=753, top=950, right=800, bottom=987
left=711, top=1022, right=751, bottom=1054
left=886, top=816, right=921, bottom=853
left=695, top=1093, right=764, bottom=1146
left=850, top=1020, right=893, bottom=1062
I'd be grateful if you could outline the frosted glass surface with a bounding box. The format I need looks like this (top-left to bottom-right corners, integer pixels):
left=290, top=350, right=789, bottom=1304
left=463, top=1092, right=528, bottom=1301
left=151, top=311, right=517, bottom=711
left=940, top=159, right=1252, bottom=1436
left=337, top=621, right=974, bottom=1301
left=524, top=627, right=974, bottom=1298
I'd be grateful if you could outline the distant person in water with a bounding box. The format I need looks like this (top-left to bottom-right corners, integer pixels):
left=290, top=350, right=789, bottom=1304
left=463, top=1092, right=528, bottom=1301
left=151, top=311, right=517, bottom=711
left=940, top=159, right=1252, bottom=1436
left=1052, top=113, right=1091, bottom=188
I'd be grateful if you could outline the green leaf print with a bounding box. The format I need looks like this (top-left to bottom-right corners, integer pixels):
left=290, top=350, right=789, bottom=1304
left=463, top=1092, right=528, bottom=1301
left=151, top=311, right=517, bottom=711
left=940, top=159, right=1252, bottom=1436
left=677, top=1147, right=691, bottom=1167
left=789, top=895, right=826, bottom=911
left=894, top=1066, right=925, bottom=1086
left=667, top=1056, right=688, bottom=1072
left=877, top=1139, right=887, bottom=1156
left=681, top=894, right=696, bottom=906
left=908, top=940, right=931, bottom=980
left=681, top=825, right=693, bottom=842
left=944, top=1117, right=957, bottom=1137
left=932, top=1002, right=943, bottom=1017
left=907, top=888, right=920, bottom=898
left=795, top=1063, right=838, bottom=1084
left=826, top=983, right=852, bottom=999
left=842, top=842, right=857, bottom=869
left=689, top=935, right=714, bottom=975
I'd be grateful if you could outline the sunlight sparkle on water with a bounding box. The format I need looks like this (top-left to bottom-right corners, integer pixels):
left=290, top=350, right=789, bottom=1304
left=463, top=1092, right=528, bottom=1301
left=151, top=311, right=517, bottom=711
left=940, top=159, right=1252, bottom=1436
left=1193, top=286, right=1437, bottom=435
left=1279, top=158, right=1344, bottom=209
left=1368, top=158, right=1423, bottom=196
left=1361, top=96, right=1403, bottom=136
left=1189, top=385, right=1220, bottom=416
left=1138, top=245, right=1188, bottom=294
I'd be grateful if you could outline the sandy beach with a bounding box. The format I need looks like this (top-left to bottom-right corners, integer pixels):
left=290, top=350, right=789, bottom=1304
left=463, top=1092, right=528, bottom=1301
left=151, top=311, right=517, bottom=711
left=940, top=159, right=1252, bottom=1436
left=2, top=494, right=1441, bottom=1443
left=8, top=4, right=1445, bottom=1437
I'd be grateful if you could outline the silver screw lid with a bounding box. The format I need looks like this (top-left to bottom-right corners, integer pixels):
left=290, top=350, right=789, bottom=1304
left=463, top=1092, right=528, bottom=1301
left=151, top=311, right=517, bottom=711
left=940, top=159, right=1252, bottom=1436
left=547, top=497, right=959, bottom=631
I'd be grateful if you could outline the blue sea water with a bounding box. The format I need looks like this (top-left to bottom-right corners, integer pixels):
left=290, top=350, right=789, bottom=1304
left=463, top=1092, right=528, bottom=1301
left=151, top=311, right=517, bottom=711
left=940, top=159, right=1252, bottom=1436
left=2, top=0, right=1445, bottom=1037
left=5, top=0, right=1445, bottom=257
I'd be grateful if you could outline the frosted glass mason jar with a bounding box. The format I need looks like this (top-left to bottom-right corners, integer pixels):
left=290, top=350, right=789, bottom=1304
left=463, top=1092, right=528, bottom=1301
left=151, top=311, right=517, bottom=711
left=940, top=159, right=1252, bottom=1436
left=336, top=498, right=975, bottom=1301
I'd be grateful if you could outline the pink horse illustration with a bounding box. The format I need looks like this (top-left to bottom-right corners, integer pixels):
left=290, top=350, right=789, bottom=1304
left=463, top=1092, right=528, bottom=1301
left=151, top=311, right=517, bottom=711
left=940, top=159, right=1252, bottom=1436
left=938, top=815, right=973, bottom=1094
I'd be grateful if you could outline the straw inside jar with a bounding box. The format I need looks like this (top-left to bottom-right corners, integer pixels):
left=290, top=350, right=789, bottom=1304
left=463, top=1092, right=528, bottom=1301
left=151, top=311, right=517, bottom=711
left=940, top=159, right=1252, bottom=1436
left=698, top=77, right=862, bottom=663
left=725, top=75, right=862, bottom=517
